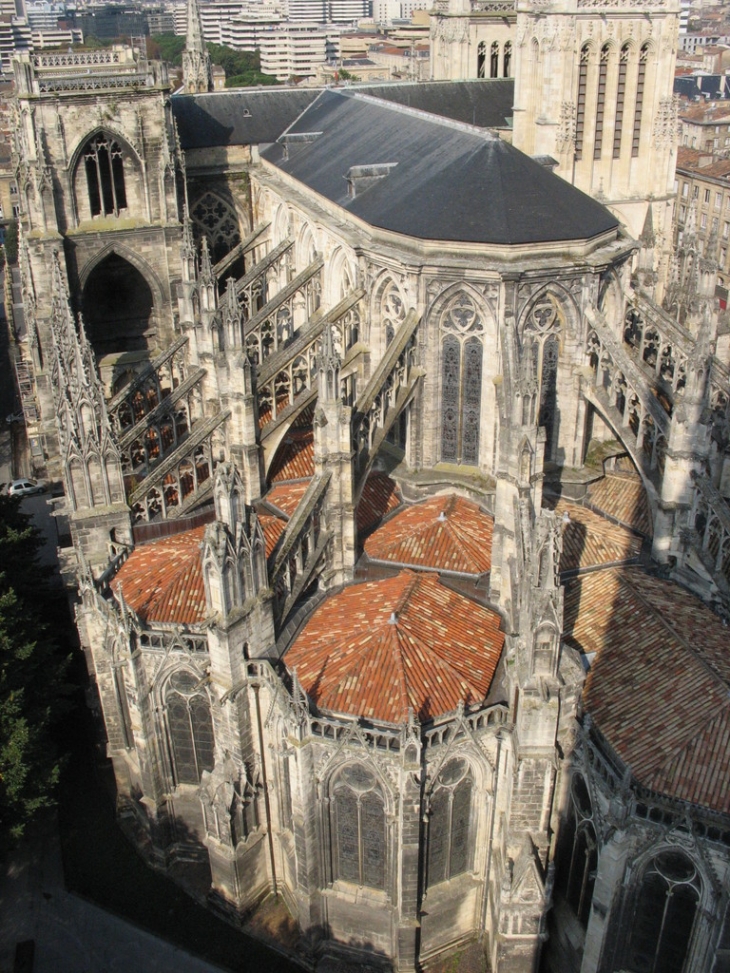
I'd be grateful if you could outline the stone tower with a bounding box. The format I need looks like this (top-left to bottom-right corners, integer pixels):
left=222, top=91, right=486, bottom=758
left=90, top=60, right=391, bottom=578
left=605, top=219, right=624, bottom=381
left=511, top=0, right=679, bottom=254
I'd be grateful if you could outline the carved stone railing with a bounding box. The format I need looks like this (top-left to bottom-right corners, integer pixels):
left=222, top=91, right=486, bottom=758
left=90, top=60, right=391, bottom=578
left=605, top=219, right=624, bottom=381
left=269, top=472, right=331, bottom=630
left=108, top=335, right=189, bottom=427
left=256, top=288, right=364, bottom=429
left=37, top=73, right=151, bottom=94
left=625, top=297, right=692, bottom=396
left=235, top=238, right=293, bottom=314
left=470, top=0, right=515, bottom=11
left=32, top=51, right=123, bottom=68
left=128, top=411, right=229, bottom=522
left=689, top=472, right=730, bottom=590
left=585, top=311, right=670, bottom=484
left=117, top=366, right=206, bottom=454
left=244, top=258, right=324, bottom=365
left=352, top=309, right=421, bottom=494
left=213, top=223, right=269, bottom=281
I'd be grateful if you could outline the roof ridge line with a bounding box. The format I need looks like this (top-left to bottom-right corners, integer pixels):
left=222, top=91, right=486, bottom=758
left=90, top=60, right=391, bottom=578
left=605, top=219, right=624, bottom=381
left=341, top=89, right=499, bottom=140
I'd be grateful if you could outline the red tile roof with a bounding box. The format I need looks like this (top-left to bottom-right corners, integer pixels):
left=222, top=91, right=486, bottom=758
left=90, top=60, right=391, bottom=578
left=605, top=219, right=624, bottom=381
left=259, top=512, right=287, bottom=558
left=548, top=499, right=643, bottom=571
left=356, top=472, right=401, bottom=534
left=286, top=569, right=503, bottom=723
left=364, top=494, right=493, bottom=574
left=566, top=567, right=730, bottom=813
left=112, top=526, right=207, bottom=625
left=587, top=471, right=653, bottom=537
left=265, top=480, right=311, bottom=518
left=268, top=427, right=314, bottom=482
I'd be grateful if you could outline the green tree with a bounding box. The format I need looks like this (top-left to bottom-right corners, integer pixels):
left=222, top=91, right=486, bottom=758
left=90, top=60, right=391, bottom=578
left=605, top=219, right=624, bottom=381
left=0, top=496, right=70, bottom=846
left=4, top=221, right=18, bottom=266
left=151, top=33, right=186, bottom=67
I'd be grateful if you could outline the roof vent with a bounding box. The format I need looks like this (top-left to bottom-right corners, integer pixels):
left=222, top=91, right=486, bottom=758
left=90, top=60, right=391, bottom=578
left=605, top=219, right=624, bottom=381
left=345, top=162, right=397, bottom=199
left=388, top=611, right=398, bottom=625
left=280, top=131, right=323, bottom=160
left=531, top=154, right=559, bottom=172
left=437, top=511, right=447, bottom=522
left=242, top=108, right=251, bottom=118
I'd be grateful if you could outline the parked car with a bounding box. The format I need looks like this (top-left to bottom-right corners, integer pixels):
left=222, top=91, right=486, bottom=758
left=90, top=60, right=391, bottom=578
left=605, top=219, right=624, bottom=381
left=7, top=478, right=46, bottom=497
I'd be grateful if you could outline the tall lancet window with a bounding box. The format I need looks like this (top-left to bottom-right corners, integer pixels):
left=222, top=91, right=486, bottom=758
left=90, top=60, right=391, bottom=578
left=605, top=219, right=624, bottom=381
left=427, top=758, right=473, bottom=887
left=332, top=763, right=386, bottom=890
left=84, top=133, right=127, bottom=217
left=624, top=851, right=700, bottom=973
left=523, top=294, right=562, bottom=462
left=490, top=41, right=499, bottom=78
left=439, top=290, right=484, bottom=467
left=165, top=669, right=215, bottom=785
left=477, top=41, right=486, bottom=79
left=575, top=45, right=590, bottom=161
left=632, top=44, right=649, bottom=158
left=613, top=45, right=629, bottom=158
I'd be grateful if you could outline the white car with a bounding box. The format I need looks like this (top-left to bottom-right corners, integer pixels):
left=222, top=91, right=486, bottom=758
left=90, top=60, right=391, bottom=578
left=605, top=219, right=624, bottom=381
left=7, top=478, right=46, bottom=497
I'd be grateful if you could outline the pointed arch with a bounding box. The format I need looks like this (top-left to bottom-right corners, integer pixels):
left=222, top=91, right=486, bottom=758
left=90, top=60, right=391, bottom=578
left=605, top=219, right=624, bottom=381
left=371, top=270, right=408, bottom=356
left=425, top=755, right=476, bottom=888
left=189, top=188, right=244, bottom=263
left=158, top=665, right=215, bottom=786
left=70, top=127, right=143, bottom=223
left=328, top=760, right=390, bottom=890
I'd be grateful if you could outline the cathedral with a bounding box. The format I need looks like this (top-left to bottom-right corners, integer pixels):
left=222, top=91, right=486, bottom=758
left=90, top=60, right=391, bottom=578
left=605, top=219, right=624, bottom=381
left=8, top=0, right=730, bottom=970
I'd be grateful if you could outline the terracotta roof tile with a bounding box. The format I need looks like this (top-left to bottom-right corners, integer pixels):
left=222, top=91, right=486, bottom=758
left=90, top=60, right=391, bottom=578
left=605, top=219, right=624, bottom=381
left=364, top=494, right=493, bottom=574
left=112, top=526, right=207, bottom=625
left=285, top=569, right=503, bottom=723
left=356, top=472, right=401, bottom=535
left=587, top=471, right=653, bottom=537
left=265, top=480, right=311, bottom=518
left=268, top=427, right=314, bottom=482
left=566, top=567, right=730, bottom=813
left=548, top=499, right=643, bottom=571
left=258, top=512, right=287, bottom=558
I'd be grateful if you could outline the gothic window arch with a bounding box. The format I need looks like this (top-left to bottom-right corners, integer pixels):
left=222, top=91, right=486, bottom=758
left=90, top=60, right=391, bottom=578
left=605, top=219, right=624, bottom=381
left=614, top=44, right=630, bottom=158
left=190, top=191, right=242, bottom=263
left=332, top=763, right=386, bottom=890
left=477, top=41, right=486, bottom=78
left=523, top=293, right=563, bottom=462
left=555, top=773, right=597, bottom=927
left=503, top=41, right=511, bottom=77
left=594, top=45, right=610, bottom=159
left=164, top=669, right=215, bottom=785
left=83, top=132, right=127, bottom=217
left=426, top=757, right=474, bottom=888
left=623, top=850, right=701, bottom=973
left=379, top=277, right=406, bottom=349
left=490, top=41, right=499, bottom=78
left=576, top=44, right=590, bottom=161
left=632, top=43, right=650, bottom=158
left=439, top=290, right=485, bottom=466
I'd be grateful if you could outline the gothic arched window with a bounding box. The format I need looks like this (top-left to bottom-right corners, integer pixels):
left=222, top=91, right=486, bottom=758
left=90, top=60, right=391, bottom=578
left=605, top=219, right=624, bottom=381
left=523, top=294, right=562, bottom=462
left=190, top=191, right=241, bottom=263
left=614, top=45, right=629, bottom=158
left=477, top=41, right=486, bottom=78
left=624, top=851, right=700, bottom=973
left=555, top=774, right=597, bottom=927
left=503, top=41, right=511, bottom=77
left=632, top=44, right=649, bottom=158
left=84, top=133, right=127, bottom=217
left=576, top=45, right=590, bottom=161
left=165, top=669, right=215, bottom=785
left=380, top=278, right=406, bottom=348
left=490, top=41, right=499, bottom=78
left=332, top=763, right=386, bottom=890
left=439, top=291, right=484, bottom=467
left=427, top=758, right=473, bottom=888
left=594, top=45, right=610, bottom=160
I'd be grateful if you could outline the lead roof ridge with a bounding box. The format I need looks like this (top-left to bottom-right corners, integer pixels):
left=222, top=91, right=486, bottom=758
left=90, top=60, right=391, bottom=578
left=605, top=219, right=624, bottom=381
left=339, top=88, right=500, bottom=140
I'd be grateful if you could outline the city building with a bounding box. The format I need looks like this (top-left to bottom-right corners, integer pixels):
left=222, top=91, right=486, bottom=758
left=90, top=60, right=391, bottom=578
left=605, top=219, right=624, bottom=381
left=6, top=1, right=730, bottom=972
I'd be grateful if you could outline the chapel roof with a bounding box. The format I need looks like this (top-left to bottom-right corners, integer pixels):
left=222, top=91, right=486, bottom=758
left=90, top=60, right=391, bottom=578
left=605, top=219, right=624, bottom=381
left=112, top=525, right=207, bottom=625
left=284, top=569, right=504, bottom=723
left=565, top=567, right=730, bottom=813
left=364, top=493, right=493, bottom=575
left=260, top=89, right=619, bottom=245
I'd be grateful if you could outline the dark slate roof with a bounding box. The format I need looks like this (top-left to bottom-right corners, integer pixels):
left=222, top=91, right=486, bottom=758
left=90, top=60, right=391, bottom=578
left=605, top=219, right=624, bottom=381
left=364, top=79, right=514, bottom=130
left=261, top=90, right=619, bottom=245
left=171, top=88, right=320, bottom=149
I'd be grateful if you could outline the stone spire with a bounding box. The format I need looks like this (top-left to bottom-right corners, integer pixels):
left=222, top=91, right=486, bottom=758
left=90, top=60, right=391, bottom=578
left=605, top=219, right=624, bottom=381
left=48, top=252, right=126, bottom=514
left=182, top=0, right=213, bottom=94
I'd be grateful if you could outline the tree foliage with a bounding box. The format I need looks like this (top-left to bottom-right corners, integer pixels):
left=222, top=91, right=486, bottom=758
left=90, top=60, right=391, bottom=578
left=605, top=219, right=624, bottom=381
left=149, top=35, right=278, bottom=86
left=0, top=496, right=70, bottom=846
